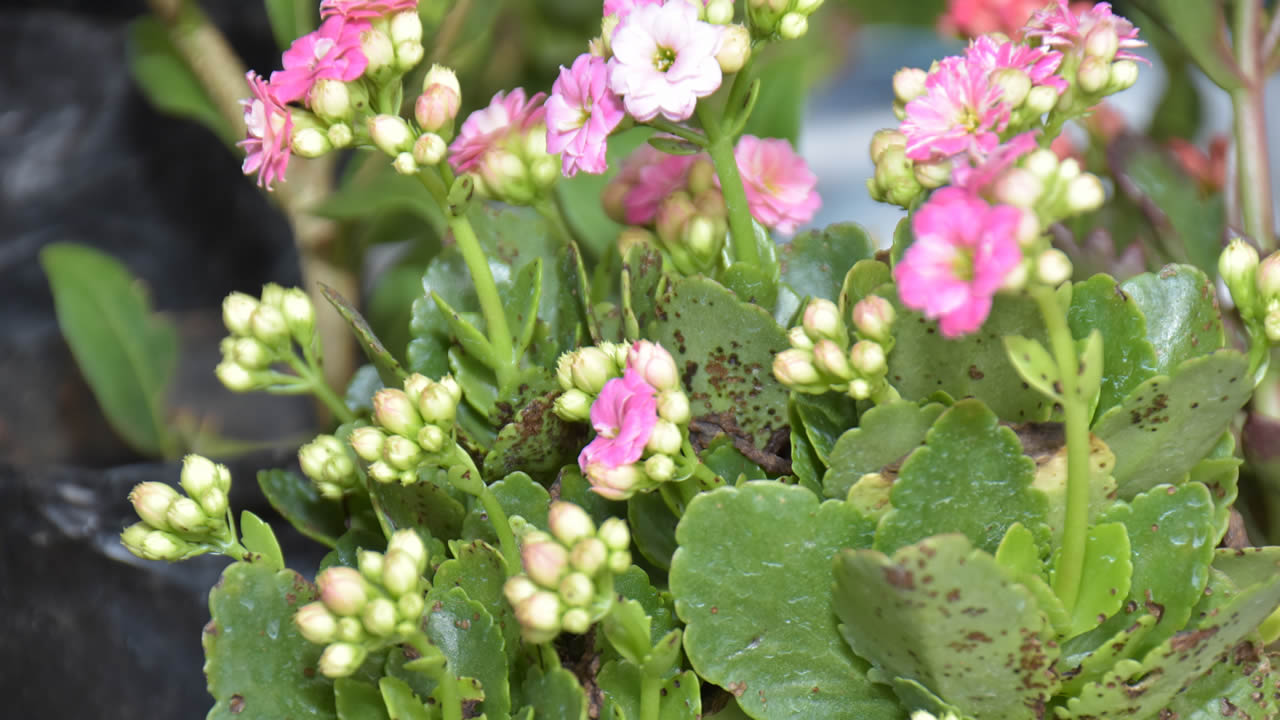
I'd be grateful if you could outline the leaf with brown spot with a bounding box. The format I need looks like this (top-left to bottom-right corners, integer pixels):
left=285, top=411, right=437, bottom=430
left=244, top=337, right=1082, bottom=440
left=483, top=391, right=589, bottom=481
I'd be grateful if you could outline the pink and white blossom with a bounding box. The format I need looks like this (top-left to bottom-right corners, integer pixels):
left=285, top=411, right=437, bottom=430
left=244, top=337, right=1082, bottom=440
left=448, top=89, right=547, bottom=173
left=901, top=55, right=1010, bottom=162
left=612, top=145, right=700, bottom=225
left=893, top=187, right=1023, bottom=337
left=547, top=54, right=626, bottom=177
left=320, top=0, right=418, bottom=19
left=270, top=16, right=370, bottom=104
left=1024, top=1, right=1147, bottom=63
left=579, top=367, right=658, bottom=482
left=608, top=1, right=723, bottom=122
left=729, top=135, right=821, bottom=234
left=239, top=72, right=294, bottom=190
left=939, top=0, right=1046, bottom=39
left=966, top=34, right=1067, bottom=93
left=951, top=131, right=1038, bottom=192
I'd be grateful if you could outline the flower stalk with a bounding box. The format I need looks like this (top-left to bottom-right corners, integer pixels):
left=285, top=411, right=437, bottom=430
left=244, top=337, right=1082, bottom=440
left=1231, top=0, right=1276, bottom=251
left=697, top=101, right=761, bottom=268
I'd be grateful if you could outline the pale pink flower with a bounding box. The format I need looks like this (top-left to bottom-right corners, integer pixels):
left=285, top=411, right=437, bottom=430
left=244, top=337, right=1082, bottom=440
left=893, top=187, right=1023, bottom=337
left=901, top=55, right=1010, bottom=162
left=547, top=54, right=626, bottom=177
left=239, top=72, right=293, bottom=190
left=966, top=34, right=1067, bottom=92
left=627, top=340, right=679, bottom=392
left=612, top=145, right=700, bottom=225
left=448, top=89, right=547, bottom=173
left=608, top=1, right=724, bottom=122
left=604, top=0, right=663, bottom=22
left=270, top=16, right=369, bottom=104
left=579, top=367, right=658, bottom=476
left=951, top=131, right=1038, bottom=192
left=1024, top=1, right=1147, bottom=63
left=939, top=0, right=1046, bottom=39
left=320, top=0, right=418, bottom=19
left=729, top=135, right=821, bottom=235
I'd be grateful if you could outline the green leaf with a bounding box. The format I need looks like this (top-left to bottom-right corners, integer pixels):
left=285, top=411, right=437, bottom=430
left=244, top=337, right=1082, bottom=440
left=521, top=665, right=588, bottom=720
left=622, top=246, right=667, bottom=339
left=431, top=539, right=517, bottom=663
left=372, top=476, right=466, bottom=543
left=995, top=523, right=1071, bottom=636
left=628, top=491, right=679, bottom=570
left=1156, top=640, right=1278, bottom=720
left=614, top=565, right=680, bottom=644
left=240, top=510, right=285, bottom=571
left=889, top=293, right=1054, bottom=422
left=127, top=17, right=235, bottom=145
left=1121, top=264, right=1225, bottom=374
left=367, top=264, right=428, bottom=366
left=598, top=664, right=701, bottom=720
left=483, top=392, right=588, bottom=481
left=1060, top=522, right=1132, bottom=637
left=1066, top=274, right=1158, bottom=419
left=505, top=258, right=543, bottom=357
left=1211, top=546, right=1280, bottom=591
left=1058, top=614, right=1158, bottom=697
left=701, top=436, right=768, bottom=484
left=779, top=223, right=876, bottom=304
left=263, top=0, right=316, bottom=51
left=823, top=400, right=946, bottom=499
left=40, top=243, right=178, bottom=457
left=792, top=393, right=858, bottom=465
left=649, top=276, right=790, bottom=451
left=719, top=262, right=778, bottom=311
left=837, top=259, right=893, bottom=319
left=321, top=283, right=408, bottom=387
left=669, top=483, right=899, bottom=720
left=833, top=534, right=1060, bottom=719
left=1128, top=0, right=1242, bottom=91
left=258, top=469, right=347, bottom=548
left=1003, top=335, right=1062, bottom=402
left=344, top=364, right=384, bottom=416
left=462, top=472, right=550, bottom=547
left=422, top=587, right=508, bottom=719
left=320, top=527, right=387, bottom=573
left=204, top=562, right=336, bottom=719
left=874, top=400, right=1049, bottom=556
left=1028, top=434, right=1119, bottom=549
left=602, top=599, right=653, bottom=667
left=334, top=678, right=391, bottom=720
left=315, top=166, right=444, bottom=228
left=1093, top=351, right=1253, bottom=498
left=556, top=465, right=628, bottom=528
left=378, top=677, right=430, bottom=720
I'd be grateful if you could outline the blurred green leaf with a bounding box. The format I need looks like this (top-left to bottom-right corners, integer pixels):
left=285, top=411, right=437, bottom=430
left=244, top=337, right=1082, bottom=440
left=1129, top=0, right=1242, bottom=91
left=40, top=242, right=178, bottom=457
left=127, top=17, right=236, bottom=145
left=264, top=0, right=317, bottom=52
left=840, top=0, right=946, bottom=25
left=321, top=283, right=409, bottom=387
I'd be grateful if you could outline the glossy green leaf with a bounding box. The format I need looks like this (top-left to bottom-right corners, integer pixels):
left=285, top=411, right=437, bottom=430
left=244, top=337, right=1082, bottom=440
left=649, top=276, right=790, bottom=451
left=615, top=565, right=679, bottom=643
left=823, top=400, right=945, bottom=499
left=1157, top=640, right=1278, bottom=720
left=995, top=523, right=1070, bottom=636
left=422, top=586, right=508, bottom=719
left=344, top=365, right=384, bottom=416
left=701, top=435, right=768, bottom=484
left=264, top=0, right=316, bottom=51
left=792, top=393, right=858, bottom=465
left=321, top=283, right=408, bottom=387
left=239, top=510, right=285, bottom=571
left=1058, top=614, right=1158, bottom=697
left=789, top=416, right=823, bottom=493
left=204, top=562, right=335, bottom=719
left=837, top=259, right=892, bottom=319
left=521, top=665, right=588, bottom=720
left=602, top=598, right=653, bottom=668
left=483, top=392, right=588, bottom=481
left=1003, top=335, right=1062, bottom=402
left=372, top=476, right=466, bottom=542
left=1093, top=351, right=1252, bottom=498
left=1066, top=274, right=1158, bottom=419
left=378, top=677, right=429, bottom=720
left=628, top=491, right=679, bottom=570
left=461, top=472, right=550, bottom=547
left=1212, top=546, right=1280, bottom=591
left=334, top=677, right=390, bottom=720
left=719, top=262, right=778, bottom=311
left=889, top=294, right=1054, bottom=422
left=1060, top=522, right=1132, bottom=637
left=127, top=17, right=235, bottom=145
left=622, top=246, right=667, bottom=340
left=598, top=664, right=701, bottom=720
left=779, top=223, right=876, bottom=304
left=834, top=534, right=1059, bottom=719
left=430, top=539, right=515, bottom=664
left=1121, top=264, right=1225, bottom=374
left=40, top=242, right=177, bottom=457
left=320, top=527, right=387, bottom=573
left=874, top=400, right=1049, bottom=556
left=505, top=258, right=543, bottom=357
left=669, top=483, right=898, bottom=720
left=258, top=469, right=347, bottom=548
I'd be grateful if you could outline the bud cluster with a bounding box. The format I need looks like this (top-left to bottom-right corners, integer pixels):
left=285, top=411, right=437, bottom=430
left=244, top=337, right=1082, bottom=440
left=353, top=373, right=463, bottom=485
left=1218, top=239, right=1280, bottom=343
left=299, top=434, right=360, bottom=499
left=995, top=148, right=1106, bottom=227
left=216, top=284, right=316, bottom=393
left=122, top=455, right=233, bottom=562
left=865, top=129, right=929, bottom=210
left=296, top=529, right=430, bottom=678
left=655, top=159, right=730, bottom=274
left=773, top=296, right=897, bottom=401
left=471, top=117, right=560, bottom=207
left=746, top=0, right=824, bottom=40
left=1049, top=43, right=1141, bottom=119
left=502, top=503, right=632, bottom=644
left=552, top=343, right=629, bottom=421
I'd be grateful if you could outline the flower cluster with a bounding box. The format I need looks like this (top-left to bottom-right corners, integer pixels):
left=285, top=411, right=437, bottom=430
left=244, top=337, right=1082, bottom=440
left=503, top=502, right=632, bottom=643
left=745, top=0, right=826, bottom=40
left=773, top=296, right=897, bottom=400
left=350, top=373, right=463, bottom=485
left=448, top=88, right=557, bottom=205
left=298, top=434, right=360, bottom=499
left=122, top=456, right=233, bottom=562
left=216, top=284, right=317, bottom=392
left=554, top=341, right=692, bottom=499
left=237, top=0, right=427, bottom=189
left=295, top=529, right=429, bottom=677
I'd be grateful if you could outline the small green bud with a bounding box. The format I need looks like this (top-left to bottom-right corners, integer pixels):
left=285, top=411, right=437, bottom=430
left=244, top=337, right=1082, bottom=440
left=358, top=550, right=384, bottom=583
left=292, top=128, right=332, bottom=158
left=561, top=607, right=592, bottom=634
left=772, top=348, right=822, bottom=387
left=362, top=597, right=398, bottom=637
left=787, top=325, right=815, bottom=350
left=991, top=68, right=1031, bottom=108
left=232, top=337, right=272, bottom=369
left=1077, top=56, right=1109, bottom=94
left=349, top=427, right=386, bottom=463
left=140, top=529, right=194, bottom=561
left=570, top=537, right=608, bottom=575
left=1266, top=310, right=1280, bottom=343
left=1024, top=85, right=1059, bottom=115
left=120, top=522, right=152, bottom=557
left=393, top=152, right=418, bottom=176
left=802, top=298, right=844, bottom=342
left=644, top=454, right=676, bottom=483
left=849, top=340, right=887, bottom=377
left=129, top=482, right=179, bottom=530
left=250, top=305, right=290, bottom=347
left=382, top=548, right=421, bottom=597
left=387, top=529, right=429, bottom=574
left=417, top=424, right=446, bottom=453
left=222, top=292, right=258, bottom=336
left=382, top=435, right=423, bottom=471
left=417, top=383, right=457, bottom=425
left=295, top=601, right=339, bottom=644
left=607, top=548, right=632, bottom=574
left=318, top=567, right=368, bottom=616
left=367, top=461, right=399, bottom=484
left=369, top=114, right=414, bottom=156
left=412, top=132, right=446, bottom=166
left=318, top=642, right=367, bottom=678
left=705, top=0, right=734, bottom=24
left=812, top=339, right=853, bottom=380
left=1065, top=174, right=1105, bottom=213
left=504, top=575, right=540, bottom=607
left=398, top=592, right=425, bottom=622
left=558, top=572, right=595, bottom=607
left=328, top=123, right=354, bottom=148
left=716, top=24, right=751, bottom=73
left=656, top=390, right=691, bottom=425
left=310, top=78, right=352, bottom=123
left=215, top=360, right=260, bottom=392
left=359, top=27, right=395, bottom=79
left=555, top=389, right=594, bottom=422
left=1107, top=60, right=1139, bottom=92
left=993, top=168, right=1042, bottom=209
left=548, top=502, right=596, bottom=546
left=645, top=419, right=683, bottom=456
left=522, top=540, right=569, bottom=588
left=570, top=347, right=615, bottom=394
left=198, top=489, right=229, bottom=520
left=515, top=591, right=562, bottom=643
left=778, top=12, right=807, bottom=39
left=869, top=129, right=906, bottom=165
left=599, top=517, right=631, bottom=552
left=1220, top=239, right=1262, bottom=316
left=913, top=158, right=951, bottom=189
left=280, top=288, right=315, bottom=343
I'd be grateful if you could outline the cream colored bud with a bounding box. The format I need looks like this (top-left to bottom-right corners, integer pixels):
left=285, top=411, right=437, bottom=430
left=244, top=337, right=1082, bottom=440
left=562, top=607, right=592, bottom=634
left=892, top=67, right=928, bottom=104
left=570, top=537, right=608, bottom=574
left=318, top=643, right=367, bottom=678
left=318, top=566, right=368, bottom=616
left=599, top=517, right=631, bottom=552
left=849, top=340, right=887, bottom=376
left=1036, top=249, right=1073, bottom=287
left=778, top=12, right=807, bottom=39
left=349, top=427, right=386, bottom=462
left=222, top=292, right=259, bottom=336
left=412, top=132, right=446, bottom=166
left=1066, top=174, right=1105, bottom=212
left=1025, top=85, right=1059, bottom=115
left=644, top=454, right=676, bottom=483
left=716, top=25, right=751, bottom=73
left=295, top=601, right=338, bottom=644
left=215, top=361, right=257, bottom=392
left=773, top=348, right=821, bottom=386
left=362, top=597, right=398, bottom=636
left=393, top=152, right=418, bottom=175
left=555, top=389, right=594, bottom=422
left=646, top=420, right=683, bottom=456
left=558, top=572, right=595, bottom=607
left=656, top=390, right=691, bottom=425
left=812, top=339, right=853, bottom=380
left=328, top=123, right=353, bottom=148
left=368, top=114, right=414, bottom=156
left=129, top=482, right=179, bottom=530
left=548, top=502, right=596, bottom=546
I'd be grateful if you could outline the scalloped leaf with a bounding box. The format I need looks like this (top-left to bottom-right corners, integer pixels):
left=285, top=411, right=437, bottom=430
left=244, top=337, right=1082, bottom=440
left=203, top=562, right=335, bottom=719
left=792, top=393, right=858, bottom=465
left=834, top=534, right=1059, bottom=719
left=334, top=677, right=391, bottom=720
left=874, top=400, right=1049, bottom=556
left=837, top=259, right=893, bottom=318
left=1060, top=522, right=1132, bottom=638
left=599, top=664, right=701, bottom=720
left=1157, top=640, right=1278, bottom=719
left=461, top=471, right=550, bottom=546
left=779, top=223, right=875, bottom=304
left=823, top=400, right=946, bottom=499
left=888, top=294, right=1053, bottom=422
left=1121, top=264, right=1225, bottom=374
left=669, top=483, right=897, bottom=720
left=372, top=475, right=466, bottom=543
left=379, top=677, right=429, bottom=720
left=240, top=510, right=285, bottom=571
left=521, top=665, right=588, bottom=720
left=421, top=586, right=508, bottom=719
left=258, top=469, right=347, bottom=548
left=430, top=540, right=515, bottom=664
left=649, top=276, right=790, bottom=450
left=483, top=392, right=588, bottom=481
left=623, top=246, right=666, bottom=339
left=629, top=490, right=679, bottom=570
left=1093, top=351, right=1252, bottom=498
left=1066, top=274, right=1158, bottom=419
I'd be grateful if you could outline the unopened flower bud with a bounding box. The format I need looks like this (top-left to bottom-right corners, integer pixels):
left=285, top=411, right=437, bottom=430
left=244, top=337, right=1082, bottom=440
left=1077, top=56, right=1109, bottom=94
left=140, top=529, right=193, bottom=561
left=393, top=152, right=418, bottom=175
left=328, top=123, right=354, bottom=148
left=1220, top=239, right=1261, bottom=312
left=349, top=427, right=386, bottom=463
left=417, top=384, right=457, bottom=425
left=598, top=517, right=631, bottom=552
left=318, top=567, right=368, bottom=616
left=656, top=390, right=691, bottom=425
left=369, top=114, right=414, bottom=156
left=373, top=389, right=423, bottom=437
left=121, top=522, right=151, bottom=556
left=608, top=548, right=632, bottom=574
left=366, top=460, right=398, bottom=484
left=562, top=607, right=592, bottom=634
left=360, top=27, right=395, bottom=77
left=589, top=463, right=645, bottom=500
left=802, top=298, right=843, bottom=342
left=390, top=10, right=423, bottom=45
left=260, top=283, right=285, bottom=308
left=684, top=216, right=719, bottom=262
left=231, top=336, right=271, bottom=370
left=504, top=575, right=539, bottom=607
left=215, top=361, right=258, bottom=392
left=199, top=488, right=228, bottom=518
left=1024, top=149, right=1059, bottom=179
left=362, top=596, right=398, bottom=636
left=687, top=159, right=717, bottom=196
left=794, top=0, right=824, bottom=14
left=787, top=326, right=815, bottom=350
left=773, top=348, right=821, bottom=386
left=310, top=78, right=351, bottom=123
left=318, top=642, right=367, bottom=678
left=705, top=0, right=735, bottom=24
left=548, top=502, right=595, bottom=546
left=849, top=340, right=887, bottom=376
left=358, top=549, right=384, bottom=582
left=602, top=341, right=631, bottom=371
left=412, top=132, right=446, bottom=166
left=992, top=68, right=1031, bottom=108
left=250, top=305, right=290, bottom=347
left=558, top=572, right=595, bottom=607
left=337, top=616, right=364, bottom=643
left=397, top=591, right=424, bottom=621
left=646, top=419, right=683, bottom=456
left=716, top=25, right=751, bottom=73
left=994, top=168, right=1043, bottom=209
left=292, top=127, right=332, bottom=158
left=387, top=530, right=428, bottom=573
left=383, top=434, right=423, bottom=470
left=422, top=64, right=461, bottom=99
left=778, top=12, right=807, bottom=39
left=1256, top=251, right=1280, bottom=305
left=628, top=341, right=679, bottom=391
left=1066, top=174, right=1105, bottom=212
left=406, top=373, right=431, bottom=403
left=870, top=129, right=906, bottom=165
left=570, top=347, right=614, bottom=394
left=893, top=68, right=928, bottom=104
left=555, top=389, right=594, bottom=422
left=523, top=540, right=569, bottom=588
left=280, top=288, right=315, bottom=341
left=848, top=377, right=873, bottom=400
left=852, top=295, right=895, bottom=342
left=1036, top=249, right=1073, bottom=287
left=417, top=424, right=446, bottom=453
left=570, top=537, right=608, bottom=574
left=1266, top=310, right=1280, bottom=343
left=812, top=339, right=853, bottom=379
left=1107, top=60, right=1139, bottom=92
left=1084, top=24, right=1119, bottom=61
left=295, top=601, right=339, bottom=644
left=1025, top=85, right=1059, bottom=115
left=130, top=482, right=179, bottom=530
left=479, top=149, right=533, bottom=204
left=515, top=591, right=562, bottom=642
left=438, top=375, right=461, bottom=403
left=644, top=454, right=676, bottom=482
left=913, top=159, right=951, bottom=189
left=222, top=292, right=258, bottom=336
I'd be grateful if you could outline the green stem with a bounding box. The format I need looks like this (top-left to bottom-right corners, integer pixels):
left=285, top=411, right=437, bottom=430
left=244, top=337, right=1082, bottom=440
left=1232, top=0, right=1276, bottom=251
left=639, top=666, right=662, bottom=720
left=285, top=354, right=357, bottom=423
left=537, top=642, right=561, bottom=669
left=451, top=445, right=521, bottom=573
left=407, top=634, right=463, bottom=720
left=647, top=117, right=709, bottom=147
left=696, top=103, right=760, bottom=268
left=535, top=197, right=578, bottom=248
left=364, top=474, right=395, bottom=542
left=1032, top=287, right=1091, bottom=615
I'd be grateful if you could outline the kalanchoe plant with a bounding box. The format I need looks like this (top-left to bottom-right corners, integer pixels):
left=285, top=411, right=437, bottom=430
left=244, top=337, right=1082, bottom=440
left=115, top=0, right=1280, bottom=719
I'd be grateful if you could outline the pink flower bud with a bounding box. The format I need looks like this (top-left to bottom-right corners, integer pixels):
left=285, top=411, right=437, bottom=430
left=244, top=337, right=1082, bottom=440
left=570, top=537, right=608, bottom=574
left=548, top=502, right=596, bottom=546
left=222, top=292, right=258, bottom=336
left=628, top=340, right=679, bottom=392
left=422, top=64, right=461, bottom=98
left=587, top=463, right=646, bottom=500
left=558, top=572, right=595, bottom=607
left=599, top=517, right=631, bottom=552
left=318, top=642, right=367, bottom=678
left=318, top=566, right=368, bottom=616
left=802, top=298, right=843, bottom=342
left=373, top=389, right=424, bottom=437
left=295, top=601, right=338, bottom=644
left=849, top=340, right=887, bottom=377
left=523, top=540, right=569, bottom=588
left=812, top=339, right=853, bottom=380
left=773, top=348, right=821, bottom=387
left=852, top=295, right=895, bottom=342
left=348, top=427, right=386, bottom=462
left=129, top=482, right=178, bottom=530
left=601, top=181, right=631, bottom=224
left=656, top=390, right=691, bottom=425
left=416, top=85, right=461, bottom=133
left=1254, top=250, right=1280, bottom=304
left=381, top=548, right=421, bottom=597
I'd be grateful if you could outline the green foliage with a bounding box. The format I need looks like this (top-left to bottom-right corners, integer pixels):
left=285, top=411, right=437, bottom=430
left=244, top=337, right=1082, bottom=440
left=520, top=665, right=588, bottom=720
left=1061, top=522, right=1131, bottom=638
left=1128, top=0, right=1242, bottom=91
left=1119, top=265, right=1225, bottom=374
left=322, top=283, right=409, bottom=387
left=422, top=587, right=509, bottom=719
left=779, top=223, right=876, bottom=304
left=431, top=540, right=517, bottom=663
left=598, top=664, right=701, bottom=720
left=240, top=510, right=286, bottom=571
left=372, top=474, right=466, bottom=542
left=483, top=392, right=588, bottom=481
left=628, top=490, right=680, bottom=570
left=40, top=243, right=178, bottom=457
left=263, top=0, right=317, bottom=51
left=334, top=677, right=391, bottom=720
left=461, top=472, right=550, bottom=546
left=670, top=483, right=899, bottom=720
left=823, top=400, right=945, bottom=499
left=1066, top=275, right=1158, bottom=419
left=127, top=16, right=235, bottom=145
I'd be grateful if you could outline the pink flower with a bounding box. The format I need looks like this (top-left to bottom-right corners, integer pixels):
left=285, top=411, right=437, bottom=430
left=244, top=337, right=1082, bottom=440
left=901, top=55, right=1010, bottom=162
left=611, top=145, right=700, bottom=225
left=239, top=72, right=293, bottom=190
left=730, top=135, right=821, bottom=234
left=270, top=16, right=369, bottom=104
left=604, top=0, right=663, bottom=21
left=893, top=187, right=1023, bottom=337
left=1024, top=1, right=1147, bottom=63
left=965, top=35, right=1067, bottom=93
left=547, top=54, right=626, bottom=177
left=579, top=367, right=658, bottom=477
left=448, top=89, right=547, bottom=173
left=608, top=1, right=723, bottom=122
left=939, top=0, right=1046, bottom=39
left=951, top=131, right=1038, bottom=192
left=320, top=0, right=418, bottom=19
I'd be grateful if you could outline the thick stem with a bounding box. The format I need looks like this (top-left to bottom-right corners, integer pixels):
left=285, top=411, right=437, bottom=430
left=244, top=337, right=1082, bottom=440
left=476, top=481, right=521, bottom=574
left=1232, top=0, right=1276, bottom=251
left=1032, top=287, right=1091, bottom=615
left=407, top=634, right=463, bottom=720
left=639, top=667, right=662, bottom=720
left=697, top=103, right=760, bottom=268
